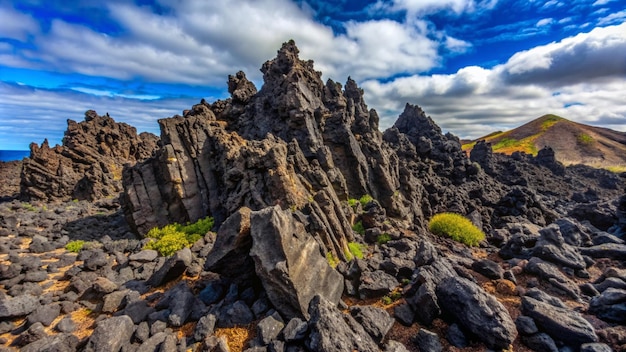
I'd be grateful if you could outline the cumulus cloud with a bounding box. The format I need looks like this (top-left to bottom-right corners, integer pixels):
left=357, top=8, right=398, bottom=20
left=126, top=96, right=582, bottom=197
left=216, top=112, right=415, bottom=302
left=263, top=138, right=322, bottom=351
left=362, top=22, right=626, bottom=139
left=502, top=23, right=626, bottom=86
left=0, top=0, right=452, bottom=87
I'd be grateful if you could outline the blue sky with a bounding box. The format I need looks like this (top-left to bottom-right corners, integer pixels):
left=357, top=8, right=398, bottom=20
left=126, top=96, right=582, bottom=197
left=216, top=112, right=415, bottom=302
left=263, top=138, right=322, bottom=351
left=1, top=0, right=625, bottom=150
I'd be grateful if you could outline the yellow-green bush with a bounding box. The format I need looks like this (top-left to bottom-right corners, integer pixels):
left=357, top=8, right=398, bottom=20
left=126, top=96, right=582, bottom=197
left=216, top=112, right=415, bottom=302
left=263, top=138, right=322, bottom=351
left=428, top=213, right=485, bottom=247
left=144, top=216, right=213, bottom=256
left=65, top=240, right=85, bottom=253
left=346, top=242, right=366, bottom=260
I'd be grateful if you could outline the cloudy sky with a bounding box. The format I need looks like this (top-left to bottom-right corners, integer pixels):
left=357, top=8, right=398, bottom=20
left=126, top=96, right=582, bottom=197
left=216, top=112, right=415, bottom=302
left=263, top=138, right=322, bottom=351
left=1, top=0, right=625, bottom=150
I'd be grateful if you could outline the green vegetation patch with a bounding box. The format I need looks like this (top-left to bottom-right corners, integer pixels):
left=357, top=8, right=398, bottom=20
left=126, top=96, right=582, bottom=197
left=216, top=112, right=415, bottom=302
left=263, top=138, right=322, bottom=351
left=326, top=252, right=339, bottom=268
left=359, top=194, right=373, bottom=207
left=352, top=221, right=365, bottom=236
left=377, top=233, right=391, bottom=245
left=577, top=133, right=594, bottom=145
left=346, top=242, right=367, bottom=260
left=540, top=114, right=563, bottom=131
left=65, top=240, right=86, bottom=253
left=21, top=202, right=37, bottom=212
left=492, top=137, right=519, bottom=150
left=491, top=135, right=539, bottom=156
left=429, top=213, right=485, bottom=247
left=144, top=216, right=214, bottom=256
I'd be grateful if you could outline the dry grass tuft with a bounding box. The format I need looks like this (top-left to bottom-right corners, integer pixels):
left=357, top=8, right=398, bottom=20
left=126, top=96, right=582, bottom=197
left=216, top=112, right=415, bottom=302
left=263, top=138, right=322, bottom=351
left=214, top=324, right=257, bottom=352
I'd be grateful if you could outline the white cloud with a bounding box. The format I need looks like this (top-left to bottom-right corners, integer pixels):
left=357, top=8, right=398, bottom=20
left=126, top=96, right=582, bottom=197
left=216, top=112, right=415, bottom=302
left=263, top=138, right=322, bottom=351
left=598, top=10, right=626, bottom=25
left=361, top=23, right=626, bottom=139
left=502, top=22, right=626, bottom=86
left=376, top=0, right=498, bottom=15
left=0, top=5, right=39, bottom=41
left=536, top=18, right=554, bottom=26
left=1, top=0, right=450, bottom=87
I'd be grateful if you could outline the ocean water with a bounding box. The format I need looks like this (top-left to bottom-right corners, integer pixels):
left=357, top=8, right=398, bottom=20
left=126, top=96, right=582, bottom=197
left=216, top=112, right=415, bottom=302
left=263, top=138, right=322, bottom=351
left=0, top=150, right=30, bottom=162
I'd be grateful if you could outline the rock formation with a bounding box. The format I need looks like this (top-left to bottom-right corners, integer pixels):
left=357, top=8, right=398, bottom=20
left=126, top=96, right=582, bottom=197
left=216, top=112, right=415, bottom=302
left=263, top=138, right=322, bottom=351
left=20, top=110, right=158, bottom=201
left=3, top=40, right=626, bottom=352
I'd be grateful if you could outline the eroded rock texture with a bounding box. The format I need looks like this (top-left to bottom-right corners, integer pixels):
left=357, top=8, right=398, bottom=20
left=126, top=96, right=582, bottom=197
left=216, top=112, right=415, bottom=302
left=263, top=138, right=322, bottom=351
left=21, top=111, right=158, bottom=201
left=122, top=40, right=624, bottom=261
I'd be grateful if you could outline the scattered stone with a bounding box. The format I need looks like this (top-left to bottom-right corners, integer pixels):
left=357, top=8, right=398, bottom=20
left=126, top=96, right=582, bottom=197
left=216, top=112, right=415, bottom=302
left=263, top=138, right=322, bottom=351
left=306, top=295, right=379, bottom=352
left=282, top=317, right=308, bottom=342
left=218, top=300, right=255, bottom=328
left=471, top=259, right=503, bottom=279
left=358, top=270, right=399, bottom=299
left=256, top=312, right=285, bottom=346
left=580, top=343, right=613, bottom=352
left=350, top=305, right=394, bottom=343
left=55, top=316, right=77, bottom=333
left=521, top=332, right=559, bottom=352
left=414, top=329, right=442, bottom=352
left=521, top=296, right=598, bottom=345
left=0, top=294, right=39, bottom=318
left=129, top=250, right=158, bottom=262
left=27, top=303, right=61, bottom=327
left=194, top=313, right=217, bottom=342
left=589, top=288, right=626, bottom=323
left=148, top=247, right=192, bottom=287
left=436, top=276, right=517, bottom=350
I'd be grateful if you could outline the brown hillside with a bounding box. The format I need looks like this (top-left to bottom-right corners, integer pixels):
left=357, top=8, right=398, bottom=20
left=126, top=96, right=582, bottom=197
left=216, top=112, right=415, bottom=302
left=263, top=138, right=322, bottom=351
left=462, top=114, right=626, bottom=172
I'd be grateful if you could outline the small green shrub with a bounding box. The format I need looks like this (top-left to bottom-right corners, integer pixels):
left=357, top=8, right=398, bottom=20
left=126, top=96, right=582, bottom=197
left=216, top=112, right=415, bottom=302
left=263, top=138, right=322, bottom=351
left=326, top=252, right=339, bottom=268
left=347, top=242, right=366, bottom=260
left=359, top=194, right=373, bottom=207
left=352, top=221, right=365, bottom=236
left=429, top=213, right=485, bottom=247
left=348, top=198, right=358, bottom=208
left=381, top=296, right=393, bottom=305
left=144, top=216, right=213, bottom=256
left=377, top=233, right=391, bottom=245
left=22, top=203, right=37, bottom=212
left=66, top=240, right=85, bottom=253
left=577, top=133, right=594, bottom=145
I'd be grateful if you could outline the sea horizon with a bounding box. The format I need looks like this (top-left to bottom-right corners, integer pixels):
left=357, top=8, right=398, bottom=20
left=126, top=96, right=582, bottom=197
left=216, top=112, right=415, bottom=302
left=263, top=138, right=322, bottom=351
left=0, top=150, right=30, bottom=162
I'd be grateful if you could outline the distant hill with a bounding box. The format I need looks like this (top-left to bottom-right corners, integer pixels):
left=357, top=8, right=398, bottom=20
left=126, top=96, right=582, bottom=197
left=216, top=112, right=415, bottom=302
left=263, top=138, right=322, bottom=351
left=462, top=114, right=626, bottom=172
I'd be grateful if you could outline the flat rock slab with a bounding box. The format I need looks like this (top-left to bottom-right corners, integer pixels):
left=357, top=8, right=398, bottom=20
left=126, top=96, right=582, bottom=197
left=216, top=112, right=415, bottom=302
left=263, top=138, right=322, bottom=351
left=580, top=243, right=626, bottom=260
left=521, top=296, right=598, bottom=346
left=0, top=294, right=39, bottom=318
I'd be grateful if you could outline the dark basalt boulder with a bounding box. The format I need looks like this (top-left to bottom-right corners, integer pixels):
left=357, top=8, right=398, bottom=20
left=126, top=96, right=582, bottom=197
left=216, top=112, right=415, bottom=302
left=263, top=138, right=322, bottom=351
left=436, top=276, right=517, bottom=350
left=306, top=295, right=380, bottom=352
left=249, top=206, right=344, bottom=320
left=21, top=111, right=158, bottom=201
left=521, top=295, right=598, bottom=346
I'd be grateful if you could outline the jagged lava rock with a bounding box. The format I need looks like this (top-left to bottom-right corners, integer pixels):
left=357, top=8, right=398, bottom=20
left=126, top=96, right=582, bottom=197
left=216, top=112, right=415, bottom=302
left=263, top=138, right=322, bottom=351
left=21, top=110, right=157, bottom=201
left=249, top=206, right=344, bottom=320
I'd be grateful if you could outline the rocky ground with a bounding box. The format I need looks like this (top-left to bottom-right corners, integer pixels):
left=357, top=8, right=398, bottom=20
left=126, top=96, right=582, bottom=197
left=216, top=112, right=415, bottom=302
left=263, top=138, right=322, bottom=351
left=1, top=41, right=626, bottom=352
left=1, top=162, right=626, bottom=352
